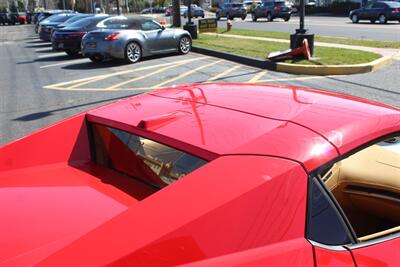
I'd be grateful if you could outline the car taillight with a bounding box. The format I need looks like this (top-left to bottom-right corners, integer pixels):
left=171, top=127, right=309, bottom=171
left=393, top=8, right=399, bottom=12
left=274, top=6, right=280, bottom=11
left=68, top=32, right=86, bottom=37
left=105, top=32, right=120, bottom=41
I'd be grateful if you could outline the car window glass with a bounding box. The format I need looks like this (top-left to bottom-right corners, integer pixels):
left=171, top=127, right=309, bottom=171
left=386, top=2, right=400, bottom=7
left=307, top=177, right=354, bottom=245
left=67, top=17, right=95, bottom=28
left=141, top=20, right=161, bottom=31
left=91, top=124, right=208, bottom=188
left=316, top=135, right=400, bottom=243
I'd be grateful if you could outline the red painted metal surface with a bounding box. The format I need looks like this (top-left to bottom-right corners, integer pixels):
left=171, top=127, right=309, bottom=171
left=36, top=156, right=308, bottom=266
left=150, top=83, right=400, bottom=156
left=314, top=246, right=355, bottom=267
left=179, top=238, right=314, bottom=267
left=351, top=238, right=400, bottom=267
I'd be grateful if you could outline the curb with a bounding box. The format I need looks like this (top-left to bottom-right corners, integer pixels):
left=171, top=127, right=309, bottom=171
left=192, top=46, right=393, bottom=75
left=191, top=46, right=277, bottom=69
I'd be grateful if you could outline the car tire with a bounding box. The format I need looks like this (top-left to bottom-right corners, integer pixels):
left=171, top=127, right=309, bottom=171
left=178, top=35, right=191, bottom=54
left=89, top=55, right=103, bottom=63
left=370, top=19, right=375, bottom=23
left=351, top=14, right=358, bottom=23
left=251, top=13, right=257, bottom=22
left=202, top=15, right=205, bottom=18
left=266, top=13, right=272, bottom=22
left=241, top=15, right=246, bottom=20
left=284, top=16, right=290, bottom=22
left=124, top=41, right=142, bottom=64
left=65, top=50, right=79, bottom=56
left=378, top=14, right=387, bottom=24
left=216, top=13, right=220, bottom=20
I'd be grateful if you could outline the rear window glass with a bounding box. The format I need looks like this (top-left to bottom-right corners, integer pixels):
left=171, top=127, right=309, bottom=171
left=63, top=14, right=92, bottom=24
left=386, top=2, right=400, bottom=7
left=232, top=3, right=243, bottom=7
left=47, top=14, right=73, bottom=23
left=68, top=16, right=108, bottom=28
left=91, top=124, right=208, bottom=188
left=274, top=1, right=286, bottom=6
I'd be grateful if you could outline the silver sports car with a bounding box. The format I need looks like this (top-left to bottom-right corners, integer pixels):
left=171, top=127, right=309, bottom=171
left=81, top=16, right=192, bottom=63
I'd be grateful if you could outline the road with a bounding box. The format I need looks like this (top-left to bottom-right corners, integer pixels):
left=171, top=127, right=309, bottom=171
left=182, top=15, right=400, bottom=42
left=1, top=24, right=399, bottom=145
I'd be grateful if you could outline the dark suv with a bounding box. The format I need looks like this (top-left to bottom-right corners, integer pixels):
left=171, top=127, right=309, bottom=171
left=251, top=1, right=291, bottom=22
left=216, top=3, right=247, bottom=20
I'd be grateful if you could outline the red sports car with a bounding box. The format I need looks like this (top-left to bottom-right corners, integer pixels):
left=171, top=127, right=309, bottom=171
left=0, top=83, right=399, bottom=266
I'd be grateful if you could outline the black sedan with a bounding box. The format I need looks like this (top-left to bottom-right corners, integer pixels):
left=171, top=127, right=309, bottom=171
left=39, top=13, right=78, bottom=41
left=349, top=1, right=400, bottom=24
left=52, top=15, right=112, bottom=56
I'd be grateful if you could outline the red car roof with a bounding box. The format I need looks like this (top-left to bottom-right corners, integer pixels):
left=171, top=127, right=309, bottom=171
left=87, top=83, right=400, bottom=171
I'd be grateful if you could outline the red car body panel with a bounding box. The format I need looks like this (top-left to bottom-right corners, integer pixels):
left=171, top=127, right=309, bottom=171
left=313, top=246, right=354, bottom=267
left=351, top=238, right=400, bottom=266
left=0, top=83, right=399, bottom=266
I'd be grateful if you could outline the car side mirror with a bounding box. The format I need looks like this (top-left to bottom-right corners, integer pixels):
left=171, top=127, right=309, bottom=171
left=161, top=25, right=165, bottom=30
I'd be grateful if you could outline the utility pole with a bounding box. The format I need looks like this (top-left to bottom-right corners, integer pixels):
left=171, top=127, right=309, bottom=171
left=172, top=0, right=180, bottom=27
left=116, top=0, right=120, bottom=15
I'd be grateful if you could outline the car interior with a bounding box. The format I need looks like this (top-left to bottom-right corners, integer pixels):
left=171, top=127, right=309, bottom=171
left=321, top=136, right=400, bottom=242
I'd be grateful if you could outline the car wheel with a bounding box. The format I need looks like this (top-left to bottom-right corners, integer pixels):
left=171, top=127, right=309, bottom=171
left=241, top=15, right=246, bottom=20
left=251, top=13, right=257, bottom=22
left=284, top=16, right=290, bottom=22
left=378, top=14, right=387, bottom=24
left=89, top=55, right=103, bottom=63
left=266, top=13, right=272, bottom=22
left=178, top=35, right=191, bottom=54
left=65, top=50, right=79, bottom=56
left=370, top=19, right=375, bottom=23
left=202, top=15, right=205, bottom=18
left=124, top=41, right=142, bottom=64
left=216, top=13, right=220, bottom=20
left=351, top=14, right=358, bottom=23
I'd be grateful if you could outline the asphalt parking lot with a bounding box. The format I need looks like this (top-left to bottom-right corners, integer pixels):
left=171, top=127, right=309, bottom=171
left=1, top=24, right=399, bottom=145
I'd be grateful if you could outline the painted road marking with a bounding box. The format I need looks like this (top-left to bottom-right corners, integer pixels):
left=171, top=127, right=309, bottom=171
left=35, top=47, right=53, bottom=52
left=106, top=60, right=190, bottom=90
left=37, top=52, right=66, bottom=58
left=40, top=58, right=89, bottom=69
left=247, top=70, right=268, bottom=83
left=152, top=60, right=223, bottom=88
left=44, top=57, right=208, bottom=90
left=206, top=65, right=241, bottom=82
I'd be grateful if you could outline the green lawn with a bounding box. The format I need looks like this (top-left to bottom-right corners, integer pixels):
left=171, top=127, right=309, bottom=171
left=216, top=28, right=400, bottom=49
left=193, top=34, right=382, bottom=65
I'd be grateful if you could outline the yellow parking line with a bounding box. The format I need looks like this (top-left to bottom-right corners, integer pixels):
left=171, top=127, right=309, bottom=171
left=206, top=65, right=241, bottom=82
left=107, top=61, right=189, bottom=90
left=44, top=57, right=207, bottom=90
left=246, top=70, right=268, bottom=83
left=152, top=60, right=223, bottom=88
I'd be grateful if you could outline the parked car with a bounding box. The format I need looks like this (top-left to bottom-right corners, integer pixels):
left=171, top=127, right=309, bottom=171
left=251, top=0, right=291, bottom=21
left=243, top=0, right=262, bottom=12
left=1, top=83, right=399, bottom=266
left=0, top=12, right=19, bottom=25
left=51, top=14, right=112, bottom=56
left=50, top=13, right=94, bottom=40
left=216, top=3, right=247, bottom=20
left=39, top=13, right=78, bottom=41
left=349, top=1, right=400, bottom=24
left=82, top=16, right=192, bottom=63
left=183, top=6, right=205, bottom=18
left=12, top=12, right=28, bottom=24
left=140, top=7, right=166, bottom=14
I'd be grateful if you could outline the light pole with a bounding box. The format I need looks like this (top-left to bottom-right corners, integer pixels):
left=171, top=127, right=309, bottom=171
left=183, top=0, right=197, bottom=39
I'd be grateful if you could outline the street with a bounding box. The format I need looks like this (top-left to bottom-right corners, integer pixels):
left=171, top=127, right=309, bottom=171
left=1, top=24, right=399, bottom=145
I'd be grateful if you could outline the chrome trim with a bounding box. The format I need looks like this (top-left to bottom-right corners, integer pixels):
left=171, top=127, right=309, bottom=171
left=308, top=240, right=349, bottom=251
left=345, top=232, right=400, bottom=250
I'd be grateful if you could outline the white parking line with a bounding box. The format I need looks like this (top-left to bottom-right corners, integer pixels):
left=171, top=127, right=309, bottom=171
left=40, top=58, right=89, bottom=69
left=37, top=52, right=67, bottom=58
left=35, top=47, right=53, bottom=52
